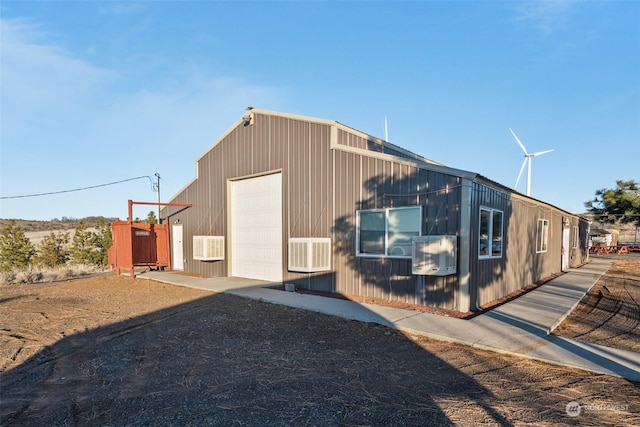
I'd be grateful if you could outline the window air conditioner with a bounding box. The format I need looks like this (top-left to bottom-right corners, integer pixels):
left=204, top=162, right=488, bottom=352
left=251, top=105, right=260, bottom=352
left=193, top=236, right=225, bottom=261
left=288, top=238, right=331, bottom=273
left=412, top=235, right=457, bottom=276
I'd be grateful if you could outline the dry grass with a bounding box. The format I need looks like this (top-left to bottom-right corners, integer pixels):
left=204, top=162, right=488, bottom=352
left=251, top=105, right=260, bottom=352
left=0, top=264, right=105, bottom=286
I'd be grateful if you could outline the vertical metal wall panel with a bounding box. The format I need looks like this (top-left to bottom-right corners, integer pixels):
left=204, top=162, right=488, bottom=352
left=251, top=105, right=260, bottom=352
left=424, top=171, right=438, bottom=234
left=269, top=116, right=285, bottom=170
left=417, top=169, right=429, bottom=207
left=332, top=150, right=358, bottom=296
left=420, top=171, right=460, bottom=309
left=406, top=164, right=419, bottom=207
left=308, top=123, right=332, bottom=238
left=577, top=218, right=589, bottom=264
left=282, top=119, right=335, bottom=291
left=288, top=120, right=308, bottom=237
left=360, top=157, right=373, bottom=210
left=310, top=123, right=335, bottom=291
left=468, top=181, right=584, bottom=309
left=335, top=128, right=416, bottom=160
left=469, top=182, right=509, bottom=307
left=252, top=125, right=269, bottom=172
left=371, top=158, right=383, bottom=208
left=330, top=145, right=461, bottom=309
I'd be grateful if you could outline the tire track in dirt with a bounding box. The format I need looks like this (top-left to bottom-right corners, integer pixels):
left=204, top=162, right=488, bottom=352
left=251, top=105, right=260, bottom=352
left=554, top=259, right=640, bottom=353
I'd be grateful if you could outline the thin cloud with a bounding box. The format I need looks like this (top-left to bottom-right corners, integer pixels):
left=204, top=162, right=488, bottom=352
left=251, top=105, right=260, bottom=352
left=0, top=16, right=289, bottom=220
left=1, top=16, right=286, bottom=140
left=513, top=0, right=580, bottom=34
left=0, top=18, right=118, bottom=134
left=98, top=2, right=147, bottom=16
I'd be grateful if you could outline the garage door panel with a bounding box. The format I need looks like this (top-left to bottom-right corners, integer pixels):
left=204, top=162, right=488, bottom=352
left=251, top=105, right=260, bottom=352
left=231, top=173, right=283, bottom=282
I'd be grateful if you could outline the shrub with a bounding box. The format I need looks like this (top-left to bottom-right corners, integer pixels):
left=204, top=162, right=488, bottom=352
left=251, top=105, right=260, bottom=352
left=34, top=231, right=70, bottom=268
left=0, top=220, right=36, bottom=272
left=93, top=218, right=112, bottom=267
left=70, top=221, right=98, bottom=265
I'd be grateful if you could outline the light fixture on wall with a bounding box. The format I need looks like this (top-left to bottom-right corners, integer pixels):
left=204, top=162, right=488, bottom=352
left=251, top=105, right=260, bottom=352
left=242, top=106, right=255, bottom=126
left=174, top=219, right=180, bottom=224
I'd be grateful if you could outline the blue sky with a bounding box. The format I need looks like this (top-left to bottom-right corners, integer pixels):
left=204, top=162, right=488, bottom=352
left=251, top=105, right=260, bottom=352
left=1, top=1, right=638, bottom=221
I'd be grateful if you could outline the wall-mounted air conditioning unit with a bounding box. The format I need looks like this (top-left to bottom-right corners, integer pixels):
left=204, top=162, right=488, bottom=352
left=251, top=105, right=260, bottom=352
left=288, top=238, right=331, bottom=273
left=412, top=235, right=457, bottom=276
left=193, top=236, right=225, bottom=261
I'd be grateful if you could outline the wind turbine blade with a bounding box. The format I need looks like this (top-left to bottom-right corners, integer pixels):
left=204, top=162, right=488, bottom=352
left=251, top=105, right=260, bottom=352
left=531, top=149, right=554, bottom=157
left=515, top=158, right=527, bottom=189
left=509, top=128, right=528, bottom=155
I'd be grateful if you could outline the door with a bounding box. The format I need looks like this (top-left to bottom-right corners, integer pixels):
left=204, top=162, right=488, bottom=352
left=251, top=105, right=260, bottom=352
left=562, top=226, right=570, bottom=271
left=172, top=224, right=184, bottom=270
left=230, top=173, right=283, bottom=282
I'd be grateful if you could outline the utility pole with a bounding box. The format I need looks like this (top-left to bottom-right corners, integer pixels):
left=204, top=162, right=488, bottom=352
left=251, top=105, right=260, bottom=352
left=154, top=173, right=161, bottom=223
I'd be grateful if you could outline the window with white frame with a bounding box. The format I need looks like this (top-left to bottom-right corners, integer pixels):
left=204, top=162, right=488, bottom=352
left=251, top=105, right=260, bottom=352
left=479, top=207, right=503, bottom=258
left=572, top=226, right=579, bottom=248
left=536, top=219, right=549, bottom=253
left=357, top=206, right=422, bottom=258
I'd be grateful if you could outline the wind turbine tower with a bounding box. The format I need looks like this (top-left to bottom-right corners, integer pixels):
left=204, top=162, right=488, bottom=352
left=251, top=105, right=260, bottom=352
left=509, top=128, right=554, bottom=196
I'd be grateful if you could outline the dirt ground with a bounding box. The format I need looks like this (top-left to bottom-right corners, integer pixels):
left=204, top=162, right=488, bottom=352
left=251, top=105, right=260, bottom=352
left=553, top=255, right=640, bottom=353
left=1, top=261, right=639, bottom=426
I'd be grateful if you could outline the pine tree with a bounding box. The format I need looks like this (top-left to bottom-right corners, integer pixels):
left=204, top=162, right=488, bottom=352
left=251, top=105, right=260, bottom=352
left=585, top=180, right=640, bottom=226
left=35, top=231, right=70, bottom=268
left=70, top=221, right=97, bottom=265
left=0, top=220, right=36, bottom=272
left=146, top=211, right=158, bottom=225
left=93, top=218, right=112, bottom=266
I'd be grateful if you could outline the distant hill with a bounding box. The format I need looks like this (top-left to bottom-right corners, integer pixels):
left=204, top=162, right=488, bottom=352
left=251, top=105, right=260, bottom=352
left=0, top=217, right=116, bottom=233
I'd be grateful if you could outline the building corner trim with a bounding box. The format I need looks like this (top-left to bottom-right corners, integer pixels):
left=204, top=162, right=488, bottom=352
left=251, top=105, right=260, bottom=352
left=458, top=178, right=473, bottom=312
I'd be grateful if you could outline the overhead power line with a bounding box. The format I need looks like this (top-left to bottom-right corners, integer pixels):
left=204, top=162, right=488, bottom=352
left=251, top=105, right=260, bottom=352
left=0, top=176, right=157, bottom=199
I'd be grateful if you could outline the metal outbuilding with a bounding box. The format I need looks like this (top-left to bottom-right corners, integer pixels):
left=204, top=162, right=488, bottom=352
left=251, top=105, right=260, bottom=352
left=161, top=109, right=590, bottom=313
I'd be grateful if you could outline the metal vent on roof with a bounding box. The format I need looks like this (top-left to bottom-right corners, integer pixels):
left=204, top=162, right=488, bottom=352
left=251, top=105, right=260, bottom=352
left=193, top=236, right=225, bottom=261
left=412, top=235, right=457, bottom=276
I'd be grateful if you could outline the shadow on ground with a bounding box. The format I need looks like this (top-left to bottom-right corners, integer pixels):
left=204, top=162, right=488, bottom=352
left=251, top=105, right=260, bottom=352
left=1, top=278, right=638, bottom=426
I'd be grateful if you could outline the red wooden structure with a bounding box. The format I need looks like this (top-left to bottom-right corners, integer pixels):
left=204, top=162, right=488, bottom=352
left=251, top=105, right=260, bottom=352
left=108, top=200, right=191, bottom=277
left=588, top=244, right=639, bottom=255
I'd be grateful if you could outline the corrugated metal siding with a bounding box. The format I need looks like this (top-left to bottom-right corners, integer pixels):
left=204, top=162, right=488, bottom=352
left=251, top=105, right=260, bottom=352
left=163, top=111, right=587, bottom=311
left=164, top=114, right=462, bottom=309
left=163, top=114, right=335, bottom=284
left=469, top=182, right=587, bottom=309
left=469, top=183, right=510, bottom=307
left=330, top=128, right=461, bottom=309
left=336, top=128, right=417, bottom=160
left=561, top=215, right=589, bottom=267
left=285, top=121, right=335, bottom=291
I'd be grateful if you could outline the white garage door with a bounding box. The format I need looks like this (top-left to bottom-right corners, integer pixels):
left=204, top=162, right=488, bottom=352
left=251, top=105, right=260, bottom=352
left=231, top=173, right=283, bottom=282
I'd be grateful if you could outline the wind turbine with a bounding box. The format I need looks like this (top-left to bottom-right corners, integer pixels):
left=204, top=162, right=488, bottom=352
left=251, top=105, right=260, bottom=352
left=509, top=128, right=554, bottom=196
